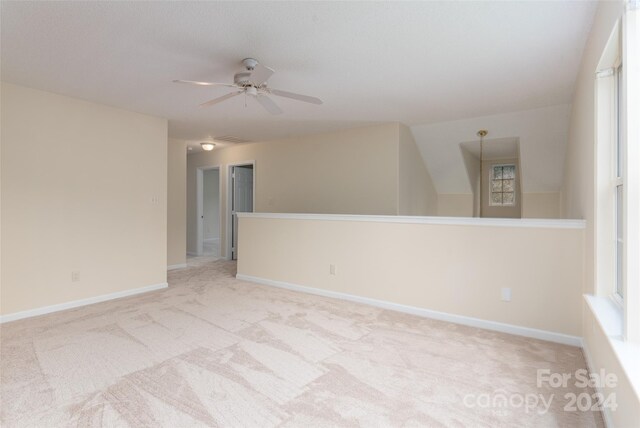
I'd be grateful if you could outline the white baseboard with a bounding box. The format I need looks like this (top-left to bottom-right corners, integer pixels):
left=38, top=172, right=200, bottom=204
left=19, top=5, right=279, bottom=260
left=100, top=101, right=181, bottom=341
left=167, top=263, right=187, bottom=271
left=236, top=274, right=582, bottom=347
left=0, top=282, right=168, bottom=324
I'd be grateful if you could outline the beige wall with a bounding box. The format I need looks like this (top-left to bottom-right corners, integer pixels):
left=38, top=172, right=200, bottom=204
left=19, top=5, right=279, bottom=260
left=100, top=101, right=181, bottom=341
left=203, top=169, right=220, bottom=241
left=522, top=193, right=561, bottom=219
left=561, top=1, right=640, bottom=425
left=1, top=83, right=168, bottom=316
left=187, top=123, right=401, bottom=257
left=438, top=192, right=561, bottom=219
left=398, top=124, right=438, bottom=215
left=460, top=146, right=481, bottom=216
left=167, top=139, right=186, bottom=267
left=237, top=216, right=584, bottom=336
left=437, top=194, right=473, bottom=217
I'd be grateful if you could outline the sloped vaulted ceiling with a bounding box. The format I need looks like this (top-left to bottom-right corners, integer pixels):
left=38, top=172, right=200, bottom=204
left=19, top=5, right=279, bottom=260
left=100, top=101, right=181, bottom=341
left=411, top=105, right=572, bottom=194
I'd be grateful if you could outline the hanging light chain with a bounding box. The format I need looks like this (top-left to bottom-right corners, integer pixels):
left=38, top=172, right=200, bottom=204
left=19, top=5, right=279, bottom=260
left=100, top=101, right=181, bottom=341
left=477, top=130, right=488, bottom=218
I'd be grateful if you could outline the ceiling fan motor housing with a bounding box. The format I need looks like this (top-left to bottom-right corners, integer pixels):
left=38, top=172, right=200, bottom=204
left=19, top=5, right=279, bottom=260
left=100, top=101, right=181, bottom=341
left=242, top=58, right=259, bottom=70
left=234, top=71, right=252, bottom=86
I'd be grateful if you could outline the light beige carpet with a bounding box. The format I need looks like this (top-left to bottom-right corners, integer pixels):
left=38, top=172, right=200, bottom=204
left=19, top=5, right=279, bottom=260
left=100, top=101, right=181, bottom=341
left=1, top=259, right=603, bottom=427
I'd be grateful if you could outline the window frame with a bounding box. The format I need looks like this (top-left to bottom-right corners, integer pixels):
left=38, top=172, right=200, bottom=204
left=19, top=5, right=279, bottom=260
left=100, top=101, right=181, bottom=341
left=595, top=8, right=639, bottom=343
left=488, top=163, right=517, bottom=207
left=614, top=62, right=625, bottom=303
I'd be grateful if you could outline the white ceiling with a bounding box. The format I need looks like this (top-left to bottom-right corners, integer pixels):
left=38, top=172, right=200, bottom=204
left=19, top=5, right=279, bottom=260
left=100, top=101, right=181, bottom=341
left=1, top=1, right=596, bottom=143
left=460, top=137, right=519, bottom=161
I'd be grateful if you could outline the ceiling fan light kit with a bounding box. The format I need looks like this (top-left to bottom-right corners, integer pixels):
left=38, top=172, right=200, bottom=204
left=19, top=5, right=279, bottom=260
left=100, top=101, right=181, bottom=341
left=200, top=142, right=215, bottom=151
left=174, top=58, right=322, bottom=115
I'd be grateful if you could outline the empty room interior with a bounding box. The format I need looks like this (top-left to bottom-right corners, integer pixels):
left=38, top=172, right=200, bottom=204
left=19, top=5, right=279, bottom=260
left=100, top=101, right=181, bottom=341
left=1, top=1, right=639, bottom=427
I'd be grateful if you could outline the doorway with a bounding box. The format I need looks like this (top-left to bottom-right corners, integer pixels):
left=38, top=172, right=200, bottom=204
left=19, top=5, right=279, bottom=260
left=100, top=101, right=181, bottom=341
left=196, top=166, right=221, bottom=257
left=227, top=162, right=255, bottom=260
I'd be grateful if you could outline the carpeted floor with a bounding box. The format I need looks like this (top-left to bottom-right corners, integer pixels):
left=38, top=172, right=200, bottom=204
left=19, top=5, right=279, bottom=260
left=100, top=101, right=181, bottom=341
left=1, top=259, right=603, bottom=427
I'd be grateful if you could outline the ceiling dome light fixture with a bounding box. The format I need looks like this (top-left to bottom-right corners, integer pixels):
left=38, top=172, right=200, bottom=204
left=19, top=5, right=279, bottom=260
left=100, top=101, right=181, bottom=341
left=201, top=142, right=215, bottom=151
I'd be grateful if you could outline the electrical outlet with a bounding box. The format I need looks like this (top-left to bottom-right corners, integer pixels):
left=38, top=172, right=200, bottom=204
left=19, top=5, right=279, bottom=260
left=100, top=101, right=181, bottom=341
left=150, top=195, right=159, bottom=204
left=501, top=287, right=511, bottom=302
left=329, top=264, right=336, bottom=275
left=71, top=271, right=80, bottom=282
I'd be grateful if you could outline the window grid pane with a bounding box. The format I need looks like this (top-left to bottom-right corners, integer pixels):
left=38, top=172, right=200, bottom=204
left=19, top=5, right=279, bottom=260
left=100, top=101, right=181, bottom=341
left=616, top=65, right=623, bottom=178
left=490, top=165, right=516, bottom=206
left=616, top=184, right=624, bottom=298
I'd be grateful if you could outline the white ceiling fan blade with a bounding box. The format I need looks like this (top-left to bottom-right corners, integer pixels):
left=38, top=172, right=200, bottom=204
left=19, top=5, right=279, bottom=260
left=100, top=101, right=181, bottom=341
left=256, top=95, right=283, bottom=115
left=249, top=63, right=274, bottom=86
left=270, top=89, right=323, bottom=105
left=199, top=91, right=242, bottom=107
left=173, top=80, right=237, bottom=88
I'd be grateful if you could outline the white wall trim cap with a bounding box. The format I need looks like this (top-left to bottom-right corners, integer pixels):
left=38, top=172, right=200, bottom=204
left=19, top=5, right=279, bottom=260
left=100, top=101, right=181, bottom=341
left=584, top=294, right=623, bottom=337
left=237, top=212, right=586, bottom=229
left=0, top=282, right=168, bottom=324
left=237, top=274, right=582, bottom=346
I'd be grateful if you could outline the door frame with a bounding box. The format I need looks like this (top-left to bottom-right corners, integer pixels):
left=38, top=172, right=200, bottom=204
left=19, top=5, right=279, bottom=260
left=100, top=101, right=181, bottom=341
left=226, top=161, right=256, bottom=260
left=196, top=165, right=222, bottom=257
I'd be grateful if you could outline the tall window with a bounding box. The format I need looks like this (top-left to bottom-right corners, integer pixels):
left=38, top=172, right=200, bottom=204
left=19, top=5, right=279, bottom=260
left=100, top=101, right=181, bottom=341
left=615, top=63, right=624, bottom=299
left=489, top=164, right=516, bottom=206
left=595, top=2, right=639, bottom=343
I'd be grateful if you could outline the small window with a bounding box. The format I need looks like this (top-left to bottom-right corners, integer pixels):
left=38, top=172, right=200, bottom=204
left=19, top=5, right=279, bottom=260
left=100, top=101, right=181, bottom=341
left=490, top=164, right=516, bottom=206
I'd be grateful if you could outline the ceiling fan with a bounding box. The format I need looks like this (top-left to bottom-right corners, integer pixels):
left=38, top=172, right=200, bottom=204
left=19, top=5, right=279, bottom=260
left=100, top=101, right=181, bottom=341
left=174, top=58, right=322, bottom=115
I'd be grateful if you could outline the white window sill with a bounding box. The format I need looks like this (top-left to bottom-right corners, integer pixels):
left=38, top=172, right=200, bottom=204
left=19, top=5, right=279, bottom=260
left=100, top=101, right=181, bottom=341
left=584, top=294, right=640, bottom=399
left=585, top=294, right=624, bottom=337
